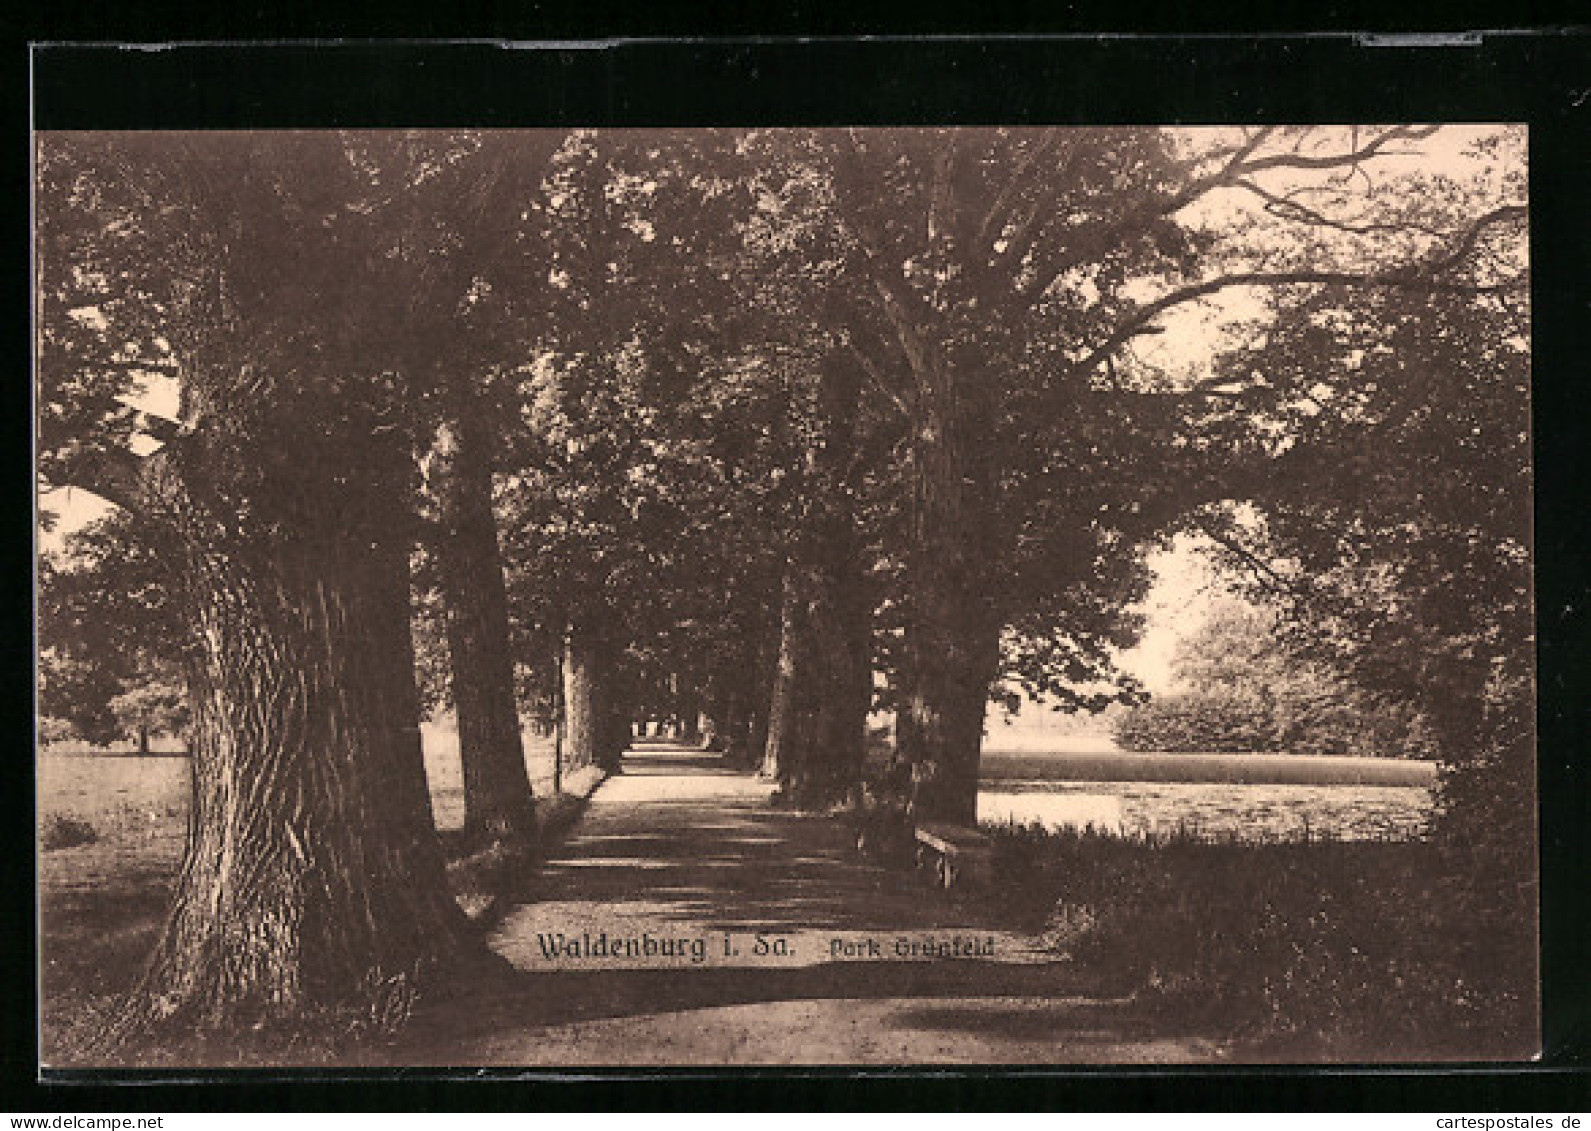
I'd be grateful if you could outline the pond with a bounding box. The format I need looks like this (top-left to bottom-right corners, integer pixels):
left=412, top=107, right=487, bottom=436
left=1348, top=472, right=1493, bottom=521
left=977, top=780, right=1433, bottom=842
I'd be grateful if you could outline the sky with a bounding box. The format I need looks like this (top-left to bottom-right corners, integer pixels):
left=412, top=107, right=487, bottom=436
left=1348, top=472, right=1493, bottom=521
left=37, top=369, right=178, bottom=553
left=1112, top=534, right=1231, bottom=695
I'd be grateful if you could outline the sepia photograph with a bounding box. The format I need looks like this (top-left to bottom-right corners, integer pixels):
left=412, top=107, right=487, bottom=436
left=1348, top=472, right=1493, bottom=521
left=34, top=121, right=1538, bottom=1069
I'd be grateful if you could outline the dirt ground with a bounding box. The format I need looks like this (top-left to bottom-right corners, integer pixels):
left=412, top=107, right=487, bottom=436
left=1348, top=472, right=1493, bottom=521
left=383, top=745, right=1226, bottom=1066
left=38, top=742, right=1228, bottom=1066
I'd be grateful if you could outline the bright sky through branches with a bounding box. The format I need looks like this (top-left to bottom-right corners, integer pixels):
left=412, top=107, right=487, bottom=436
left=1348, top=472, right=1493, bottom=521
left=36, top=124, right=1526, bottom=703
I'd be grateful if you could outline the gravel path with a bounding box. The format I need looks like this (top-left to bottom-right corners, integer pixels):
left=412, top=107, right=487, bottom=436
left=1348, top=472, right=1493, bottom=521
left=400, top=743, right=1223, bottom=1066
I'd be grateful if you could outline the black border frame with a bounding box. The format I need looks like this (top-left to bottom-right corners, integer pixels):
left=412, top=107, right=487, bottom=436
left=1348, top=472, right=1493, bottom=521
left=14, top=32, right=1591, bottom=1111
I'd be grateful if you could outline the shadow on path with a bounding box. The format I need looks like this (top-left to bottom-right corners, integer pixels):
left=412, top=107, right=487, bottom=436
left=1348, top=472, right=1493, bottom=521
left=393, top=743, right=1222, bottom=1066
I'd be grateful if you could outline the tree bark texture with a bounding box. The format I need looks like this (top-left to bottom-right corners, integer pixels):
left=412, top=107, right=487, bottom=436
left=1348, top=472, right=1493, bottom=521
left=760, top=570, right=804, bottom=782
left=743, top=606, right=778, bottom=769
left=432, top=410, right=537, bottom=848
left=563, top=620, right=624, bottom=772
left=115, top=457, right=478, bottom=1034
left=761, top=563, right=872, bottom=807
left=899, top=345, right=1003, bottom=825
left=760, top=356, right=872, bottom=806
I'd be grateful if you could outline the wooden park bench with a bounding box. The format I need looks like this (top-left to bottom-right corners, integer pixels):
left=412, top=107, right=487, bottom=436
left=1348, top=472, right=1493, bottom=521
left=914, top=821, right=995, bottom=890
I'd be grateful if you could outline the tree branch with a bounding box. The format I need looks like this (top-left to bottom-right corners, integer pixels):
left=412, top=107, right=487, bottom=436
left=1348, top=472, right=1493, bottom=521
left=46, top=444, right=149, bottom=514
left=129, top=410, right=186, bottom=447
left=1194, top=514, right=1298, bottom=597
left=1232, top=179, right=1453, bottom=238
left=828, top=132, right=945, bottom=362
left=1013, top=125, right=1452, bottom=312
left=1068, top=203, right=1528, bottom=379
left=818, top=288, right=914, bottom=422
left=1235, top=125, right=1442, bottom=177
left=972, top=131, right=1062, bottom=253
left=844, top=336, right=912, bottom=422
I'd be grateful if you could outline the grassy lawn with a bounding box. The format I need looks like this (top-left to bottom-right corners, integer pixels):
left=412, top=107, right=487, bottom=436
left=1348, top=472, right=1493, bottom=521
left=38, top=794, right=185, bottom=1062
left=979, top=747, right=1436, bottom=786
left=37, top=740, right=1509, bottom=1065
left=36, top=729, right=571, bottom=1065
left=981, top=825, right=1538, bottom=1061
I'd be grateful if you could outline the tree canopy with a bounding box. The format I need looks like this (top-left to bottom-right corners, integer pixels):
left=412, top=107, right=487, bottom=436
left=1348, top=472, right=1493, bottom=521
left=35, top=125, right=1532, bottom=1038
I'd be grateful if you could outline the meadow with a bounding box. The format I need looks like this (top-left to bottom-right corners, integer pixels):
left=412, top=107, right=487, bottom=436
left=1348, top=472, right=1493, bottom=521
left=979, top=780, right=1432, bottom=841
left=37, top=734, right=1441, bottom=1061
left=979, top=746, right=1436, bottom=786
left=37, top=727, right=562, bottom=1062
left=39, top=741, right=1438, bottom=852
left=980, top=825, right=1538, bottom=1060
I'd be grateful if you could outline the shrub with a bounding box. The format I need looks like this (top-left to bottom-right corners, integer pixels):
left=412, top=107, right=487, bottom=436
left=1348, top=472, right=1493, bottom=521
left=1273, top=689, right=1440, bottom=759
left=38, top=715, right=77, bottom=746
left=987, top=826, right=1537, bottom=1058
left=40, top=814, right=99, bottom=850
left=1114, top=686, right=1440, bottom=758
left=1112, top=689, right=1278, bottom=753
left=843, top=780, right=918, bottom=869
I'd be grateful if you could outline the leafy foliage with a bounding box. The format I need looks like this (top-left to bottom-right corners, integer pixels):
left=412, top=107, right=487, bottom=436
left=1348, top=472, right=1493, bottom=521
left=1114, top=597, right=1439, bottom=757
left=34, top=125, right=1537, bottom=1053
left=38, top=125, right=1531, bottom=838
left=1112, top=688, right=1278, bottom=753
left=38, top=510, right=186, bottom=746
left=992, top=825, right=1537, bottom=1059
left=1194, top=274, right=1532, bottom=849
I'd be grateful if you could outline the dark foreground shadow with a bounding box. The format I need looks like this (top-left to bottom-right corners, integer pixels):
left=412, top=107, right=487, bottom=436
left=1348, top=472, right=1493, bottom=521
left=390, top=955, right=1184, bottom=1062
left=513, top=782, right=1018, bottom=937
left=374, top=744, right=1216, bottom=1066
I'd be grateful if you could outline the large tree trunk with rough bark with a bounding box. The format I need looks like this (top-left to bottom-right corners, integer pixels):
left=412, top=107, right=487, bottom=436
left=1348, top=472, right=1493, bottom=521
left=432, top=408, right=537, bottom=849
left=761, top=356, right=872, bottom=806
left=762, top=559, right=871, bottom=807
left=790, top=548, right=870, bottom=807
left=898, top=346, right=1003, bottom=825
left=109, top=457, right=483, bottom=1039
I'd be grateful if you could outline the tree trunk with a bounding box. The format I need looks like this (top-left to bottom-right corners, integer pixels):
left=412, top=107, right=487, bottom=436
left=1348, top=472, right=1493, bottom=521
left=787, top=549, right=870, bottom=808
left=136, top=725, right=150, bottom=756
left=893, top=704, right=921, bottom=769
left=432, top=411, right=537, bottom=849
left=723, top=695, right=747, bottom=761
left=743, top=600, right=779, bottom=769
left=800, top=356, right=871, bottom=806
left=761, top=569, right=805, bottom=781
left=762, top=355, right=871, bottom=807
left=563, top=619, right=619, bottom=773
left=600, top=671, right=631, bottom=771
left=898, top=347, right=1002, bottom=825
left=760, top=559, right=870, bottom=807
left=112, top=462, right=481, bottom=1036
left=700, top=705, right=725, bottom=752
left=707, top=675, right=747, bottom=761
left=674, top=684, right=702, bottom=747
left=551, top=649, right=565, bottom=795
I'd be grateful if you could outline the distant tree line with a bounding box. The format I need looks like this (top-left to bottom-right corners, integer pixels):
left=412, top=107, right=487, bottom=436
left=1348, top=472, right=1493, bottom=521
left=1112, top=599, right=1439, bottom=758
